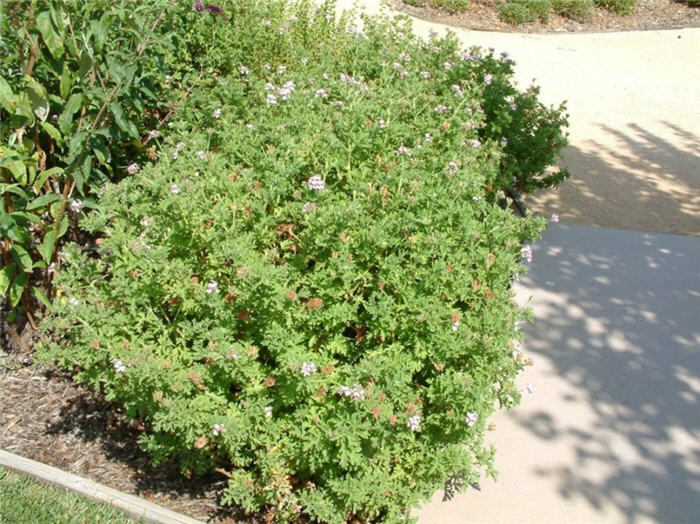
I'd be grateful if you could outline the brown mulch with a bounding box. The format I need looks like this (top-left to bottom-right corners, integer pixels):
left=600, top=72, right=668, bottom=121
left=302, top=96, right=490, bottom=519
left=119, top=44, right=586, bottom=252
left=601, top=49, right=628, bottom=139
left=0, top=329, right=247, bottom=523
left=391, top=0, right=700, bottom=33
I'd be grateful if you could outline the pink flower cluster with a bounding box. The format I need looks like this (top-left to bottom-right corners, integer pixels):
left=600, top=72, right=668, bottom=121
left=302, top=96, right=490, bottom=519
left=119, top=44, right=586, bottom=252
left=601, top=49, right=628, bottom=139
left=337, top=384, right=366, bottom=401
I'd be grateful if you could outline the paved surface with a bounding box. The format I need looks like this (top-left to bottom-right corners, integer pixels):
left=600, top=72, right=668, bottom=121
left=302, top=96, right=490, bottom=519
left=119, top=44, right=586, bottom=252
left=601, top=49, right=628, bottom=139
left=337, top=1, right=700, bottom=236
left=414, top=224, right=700, bottom=523
left=333, top=3, right=700, bottom=523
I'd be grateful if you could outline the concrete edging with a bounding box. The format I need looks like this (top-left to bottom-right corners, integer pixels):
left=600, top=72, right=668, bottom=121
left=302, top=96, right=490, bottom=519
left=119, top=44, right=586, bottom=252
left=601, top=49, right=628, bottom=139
left=0, top=449, right=204, bottom=524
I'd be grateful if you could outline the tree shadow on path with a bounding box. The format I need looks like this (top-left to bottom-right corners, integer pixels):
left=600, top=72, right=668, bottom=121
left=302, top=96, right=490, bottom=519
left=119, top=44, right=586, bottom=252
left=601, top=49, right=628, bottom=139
left=525, top=121, right=700, bottom=236
left=516, top=224, right=700, bottom=524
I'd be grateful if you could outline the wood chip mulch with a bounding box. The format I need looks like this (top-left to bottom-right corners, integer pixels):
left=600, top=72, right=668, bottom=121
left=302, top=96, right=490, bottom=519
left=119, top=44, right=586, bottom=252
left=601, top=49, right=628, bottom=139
left=392, top=0, right=700, bottom=34
left=0, top=335, right=247, bottom=523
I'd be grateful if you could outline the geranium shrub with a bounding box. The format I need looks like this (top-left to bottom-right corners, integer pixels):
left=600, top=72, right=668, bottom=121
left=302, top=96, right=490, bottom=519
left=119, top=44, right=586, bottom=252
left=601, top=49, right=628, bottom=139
left=39, top=3, right=561, bottom=523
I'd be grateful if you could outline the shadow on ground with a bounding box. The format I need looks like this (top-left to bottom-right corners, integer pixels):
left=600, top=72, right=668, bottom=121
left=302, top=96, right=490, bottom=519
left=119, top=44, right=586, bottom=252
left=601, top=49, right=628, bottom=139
left=0, top=363, right=248, bottom=523
left=516, top=224, right=700, bottom=523
left=525, top=121, right=700, bottom=236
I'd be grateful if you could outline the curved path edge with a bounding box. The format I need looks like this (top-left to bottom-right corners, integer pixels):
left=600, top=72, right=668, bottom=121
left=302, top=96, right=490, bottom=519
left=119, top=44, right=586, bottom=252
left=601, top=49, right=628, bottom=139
left=0, top=449, right=204, bottom=524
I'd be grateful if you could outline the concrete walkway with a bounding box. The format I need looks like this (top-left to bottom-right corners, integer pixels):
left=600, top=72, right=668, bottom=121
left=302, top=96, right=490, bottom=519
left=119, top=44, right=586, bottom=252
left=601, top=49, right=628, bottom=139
left=337, top=1, right=700, bottom=236
left=334, top=2, right=700, bottom=523
left=416, top=224, right=700, bottom=523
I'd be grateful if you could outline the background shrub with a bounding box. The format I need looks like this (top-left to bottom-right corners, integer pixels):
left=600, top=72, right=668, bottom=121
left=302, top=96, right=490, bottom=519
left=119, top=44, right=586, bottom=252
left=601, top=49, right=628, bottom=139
left=594, top=0, right=636, bottom=14
left=499, top=3, right=538, bottom=24
left=38, top=2, right=565, bottom=522
left=402, top=0, right=471, bottom=11
left=498, top=0, right=552, bottom=25
left=551, top=0, right=594, bottom=21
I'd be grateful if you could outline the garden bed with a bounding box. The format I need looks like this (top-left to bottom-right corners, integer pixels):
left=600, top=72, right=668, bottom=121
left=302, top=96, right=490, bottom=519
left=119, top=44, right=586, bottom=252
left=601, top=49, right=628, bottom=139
left=0, top=358, right=233, bottom=522
left=393, top=0, right=700, bottom=33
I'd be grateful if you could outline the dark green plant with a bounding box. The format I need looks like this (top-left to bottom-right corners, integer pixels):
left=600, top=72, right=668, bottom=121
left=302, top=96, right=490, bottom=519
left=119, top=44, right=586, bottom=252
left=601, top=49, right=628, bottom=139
left=0, top=0, right=214, bottom=323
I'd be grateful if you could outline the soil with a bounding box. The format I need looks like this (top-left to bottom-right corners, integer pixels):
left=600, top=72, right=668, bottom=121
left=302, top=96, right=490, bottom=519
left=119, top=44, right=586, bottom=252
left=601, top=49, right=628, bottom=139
left=0, top=330, right=246, bottom=523
left=392, top=0, right=700, bottom=33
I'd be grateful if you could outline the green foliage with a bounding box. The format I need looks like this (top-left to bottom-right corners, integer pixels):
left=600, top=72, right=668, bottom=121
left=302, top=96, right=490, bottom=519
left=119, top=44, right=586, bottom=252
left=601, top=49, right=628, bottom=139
left=551, top=0, right=594, bottom=21
left=430, top=0, right=472, bottom=12
left=402, top=0, right=471, bottom=10
left=499, top=3, right=537, bottom=24
left=0, top=0, right=216, bottom=321
left=39, top=3, right=563, bottom=522
left=594, top=0, right=636, bottom=14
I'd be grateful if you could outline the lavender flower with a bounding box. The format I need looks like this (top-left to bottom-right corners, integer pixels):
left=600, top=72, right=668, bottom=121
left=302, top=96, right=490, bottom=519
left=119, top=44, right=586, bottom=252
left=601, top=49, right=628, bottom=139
left=111, top=359, right=126, bottom=373
left=266, top=94, right=278, bottom=105
left=407, top=415, right=421, bottom=432
left=446, top=161, right=459, bottom=176
left=470, top=139, right=482, bottom=149
left=396, top=145, right=412, bottom=157
left=127, top=163, right=140, bottom=175
left=484, top=74, right=493, bottom=85
left=302, top=202, right=317, bottom=213
left=550, top=213, right=560, bottom=223
left=277, top=65, right=287, bottom=74
left=69, top=297, right=79, bottom=307
left=378, top=118, right=386, bottom=129
left=196, top=150, right=206, bottom=160
left=170, top=184, right=180, bottom=195
left=264, top=406, right=272, bottom=418
left=424, top=133, right=433, bottom=143
left=240, top=66, right=250, bottom=75
left=171, top=151, right=179, bottom=160
left=176, top=141, right=185, bottom=150
left=212, top=423, right=226, bottom=436
left=69, top=199, right=84, bottom=213
left=451, top=84, right=464, bottom=97
left=452, top=321, right=460, bottom=331
left=420, top=71, right=431, bottom=79
left=520, top=244, right=533, bottom=263
left=315, top=88, right=328, bottom=98
left=278, top=82, right=295, bottom=100
left=435, top=104, right=449, bottom=114
left=337, top=384, right=366, bottom=401
left=300, top=361, right=317, bottom=377
left=443, top=61, right=453, bottom=71
left=307, top=175, right=324, bottom=191
left=264, top=82, right=276, bottom=91
left=262, top=19, right=271, bottom=26
left=399, top=51, right=411, bottom=62
left=206, top=281, right=219, bottom=294
left=212, top=108, right=222, bottom=119
left=465, top=411, right=478, bottom=427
